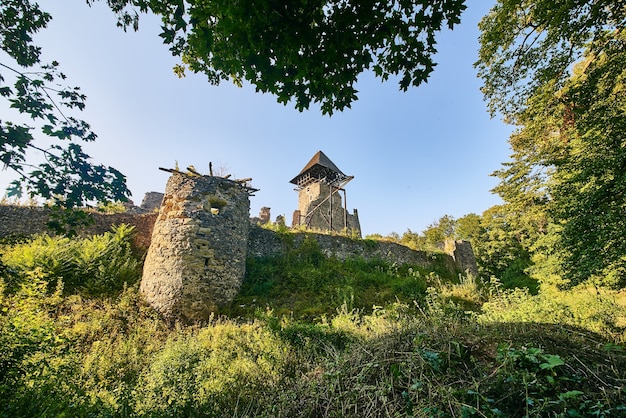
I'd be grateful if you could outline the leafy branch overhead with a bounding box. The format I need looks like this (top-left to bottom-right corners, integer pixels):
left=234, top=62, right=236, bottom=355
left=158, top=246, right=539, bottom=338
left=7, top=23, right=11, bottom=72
left=476, top=0, right=626, bottom=117
left=0, top=0, right=130, bottom=211
left=1, top=0, right=466, bottom=230
left=97, top=0, right=467, bottom=115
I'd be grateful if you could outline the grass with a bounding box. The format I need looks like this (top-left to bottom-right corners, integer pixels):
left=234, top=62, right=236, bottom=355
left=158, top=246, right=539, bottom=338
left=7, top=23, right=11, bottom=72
left=220, top=235, right=448, bottom=319
left=0, top=229, right=625, bottom=417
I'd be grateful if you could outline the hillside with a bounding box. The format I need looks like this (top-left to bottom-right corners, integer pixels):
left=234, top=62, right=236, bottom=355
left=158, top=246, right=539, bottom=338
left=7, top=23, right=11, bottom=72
left=1, top=228, right=625, bottom=417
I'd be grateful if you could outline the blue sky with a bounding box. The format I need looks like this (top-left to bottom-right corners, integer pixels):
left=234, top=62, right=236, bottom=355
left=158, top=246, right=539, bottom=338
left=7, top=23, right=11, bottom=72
left=1, top=0, right=513, bottom=237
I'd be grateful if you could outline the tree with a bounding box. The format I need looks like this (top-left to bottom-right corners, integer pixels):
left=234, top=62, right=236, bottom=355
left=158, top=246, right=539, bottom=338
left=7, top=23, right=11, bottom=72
left=1, top=0, right=130, bottom=230
left=97, top=0, right=467, bottom=115
left=400, top=229, right=425, bottom=251
left=549, top=40, right=626, bottom=287
left=419, top=214, right=455, bottom=250
left=473, top=205, right=537, bottom=290
left=476, top=0, right=625, bottom=117
left=454, top=212, right=480, bottom=241
left=477, top=1, right=626, bottom=287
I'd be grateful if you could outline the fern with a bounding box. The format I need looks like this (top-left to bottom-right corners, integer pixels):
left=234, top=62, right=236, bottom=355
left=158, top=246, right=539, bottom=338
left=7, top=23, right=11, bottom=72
left=1, top=225, right=140, bottom=295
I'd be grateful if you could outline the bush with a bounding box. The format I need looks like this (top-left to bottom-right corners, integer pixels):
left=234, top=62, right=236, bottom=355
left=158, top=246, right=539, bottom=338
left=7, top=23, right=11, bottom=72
left=1, top=224, right=140, bottom=295
left=135, top=320, right=289, bottom=416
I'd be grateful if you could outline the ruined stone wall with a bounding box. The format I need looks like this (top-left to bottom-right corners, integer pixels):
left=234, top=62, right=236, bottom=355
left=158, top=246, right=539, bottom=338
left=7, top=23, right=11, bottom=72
left=248, top=226, right=459, bottom=275
left=0, top=205, right=157, bottom=251
left=140, top=174, right=251, bottom=323
left=0, top=206, right=473, bottom=279
left=140, top=192, right=164, bottom=212
left=0, top=206, right=51, bottom=238
left=1, top=204, right=477, bottom=321
left=347, top=209, right=360, bottom=236
left=445, top=240, right=479, bottom=277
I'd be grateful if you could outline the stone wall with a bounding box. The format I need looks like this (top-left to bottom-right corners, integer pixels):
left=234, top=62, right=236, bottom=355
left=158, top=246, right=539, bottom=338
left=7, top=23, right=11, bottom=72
left=140, top=192, right=164, bottom=212
left=0, top=206, right=474, bottom=279
left=0, top=204, right=477, bottom=321
left=248, top=226, right=459, bottom=275
left=0, top=205, right=157, bottom=251
left=140, top=174, right=252, bottom=323
left=445, top=240, right=479, bottom=277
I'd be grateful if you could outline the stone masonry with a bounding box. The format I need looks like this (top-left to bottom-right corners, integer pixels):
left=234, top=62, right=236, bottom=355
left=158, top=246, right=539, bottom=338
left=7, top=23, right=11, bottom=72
left=445, top=240, right=479, bottom=277
left=140, top=174, right=251, bottom=323
left=140, top=192, right=165, bottom=212
left=294, top=182, right=361, bottom=235
left=248, top=225, right=460, bottom=273
left=0, top=205, right=157, bottom=251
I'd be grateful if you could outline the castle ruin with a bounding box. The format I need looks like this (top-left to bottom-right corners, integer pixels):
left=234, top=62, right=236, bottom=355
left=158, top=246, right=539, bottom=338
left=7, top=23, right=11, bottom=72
left=0, top=153, right=479, bottom=323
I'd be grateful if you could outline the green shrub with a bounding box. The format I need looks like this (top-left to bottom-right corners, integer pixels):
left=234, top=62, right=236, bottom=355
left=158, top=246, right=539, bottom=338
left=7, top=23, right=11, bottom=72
left=262, top=311, right=354, bottom=353
left=0, top=271, right=80, bottom=417
left=135, top=320, right=288, bottom=416
left=0, top=272, right=63, bottom=385
left=1, top=224, right=140, bottom=295
left=0, top=282, right=168, bottom=417
left=462, top=345, right=626, bottom=417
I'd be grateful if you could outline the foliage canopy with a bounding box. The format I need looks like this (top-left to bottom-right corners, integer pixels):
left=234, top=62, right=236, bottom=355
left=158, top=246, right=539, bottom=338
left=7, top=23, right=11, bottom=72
left=97, top=0, right=467, bottom=114
left=477, top=1, right=626, bottom=287
left=476, top=0, right=626, bottom=117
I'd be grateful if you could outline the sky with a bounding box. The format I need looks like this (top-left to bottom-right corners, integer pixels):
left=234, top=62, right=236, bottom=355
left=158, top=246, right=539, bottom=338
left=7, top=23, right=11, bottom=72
left=1, top=0, right=514, bottom=237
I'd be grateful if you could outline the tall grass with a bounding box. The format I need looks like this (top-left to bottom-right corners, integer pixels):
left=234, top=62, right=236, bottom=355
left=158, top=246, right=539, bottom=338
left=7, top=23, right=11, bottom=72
left=478, top=280, right=626, bottom=340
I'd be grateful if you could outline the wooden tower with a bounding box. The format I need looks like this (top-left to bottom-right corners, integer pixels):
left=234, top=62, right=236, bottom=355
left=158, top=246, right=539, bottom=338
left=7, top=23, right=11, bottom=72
left=290, top=151, right=360, bottom=236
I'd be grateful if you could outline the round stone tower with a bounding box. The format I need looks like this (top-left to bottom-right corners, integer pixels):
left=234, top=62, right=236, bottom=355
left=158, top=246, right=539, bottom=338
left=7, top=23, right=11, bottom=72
left=140, top=173, right=252, bottom=323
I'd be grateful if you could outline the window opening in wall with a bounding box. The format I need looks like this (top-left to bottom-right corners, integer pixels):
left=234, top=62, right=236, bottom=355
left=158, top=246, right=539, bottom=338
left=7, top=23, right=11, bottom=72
left=207, top=196, right=227, bottom=215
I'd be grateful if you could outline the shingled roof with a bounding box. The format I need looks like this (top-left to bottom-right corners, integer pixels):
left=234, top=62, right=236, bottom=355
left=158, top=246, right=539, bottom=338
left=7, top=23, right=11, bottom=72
left=290, top=150, right=349, bottom=187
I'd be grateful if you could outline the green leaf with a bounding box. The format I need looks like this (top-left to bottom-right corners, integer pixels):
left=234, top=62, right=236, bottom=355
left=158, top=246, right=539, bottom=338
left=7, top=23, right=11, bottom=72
left=540, top=354, right=564, bottom=370
left=7, top=181, right=22, bottom=198
left=559, top=390, right=584, bottom=400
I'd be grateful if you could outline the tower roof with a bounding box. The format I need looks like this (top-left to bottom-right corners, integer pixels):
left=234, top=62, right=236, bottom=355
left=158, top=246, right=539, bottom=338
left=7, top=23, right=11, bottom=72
left=290, top=150, right=349, bottom=188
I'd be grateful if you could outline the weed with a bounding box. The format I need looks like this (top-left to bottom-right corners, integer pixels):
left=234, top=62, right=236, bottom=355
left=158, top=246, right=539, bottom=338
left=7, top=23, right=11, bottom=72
left=223, top=236, right=442, bottom=319
left=478, top=280, right=626, bottom=339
